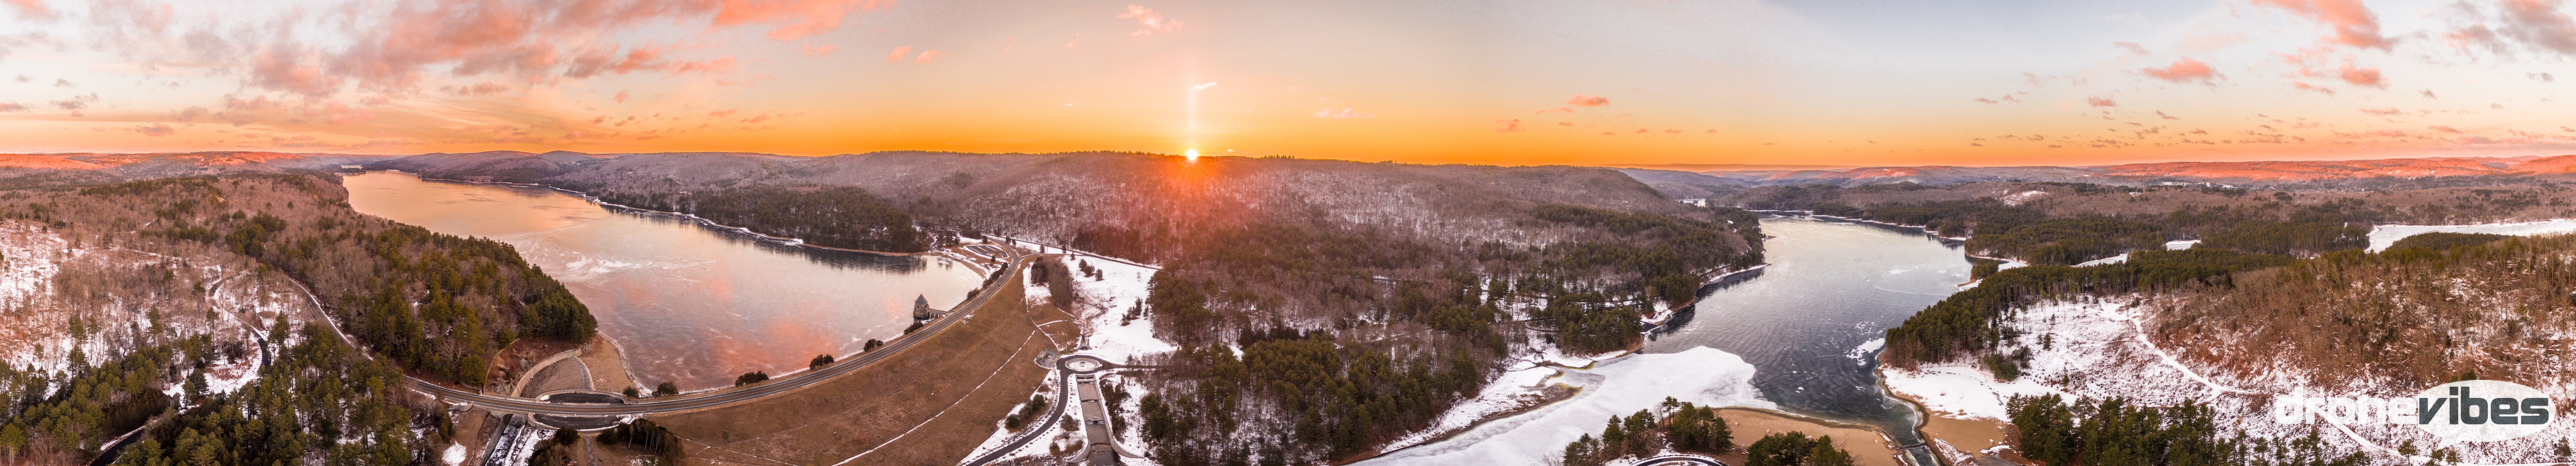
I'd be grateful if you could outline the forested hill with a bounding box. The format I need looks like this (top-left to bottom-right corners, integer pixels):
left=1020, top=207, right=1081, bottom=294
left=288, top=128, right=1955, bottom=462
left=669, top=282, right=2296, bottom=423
left=0, top=152, right=403, bottom=189
left=1885, top=230, right=2576, bottom=393
left=371, top=150, right=1763, bottom=462
left=1694, top=180, right=2571, bottom=267
left=0, top=171, right=595, bottom=464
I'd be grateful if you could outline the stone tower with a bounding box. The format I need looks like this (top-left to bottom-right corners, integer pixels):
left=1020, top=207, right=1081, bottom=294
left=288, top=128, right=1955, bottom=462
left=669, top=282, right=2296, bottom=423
left=913, top=294, right=937, bottom=320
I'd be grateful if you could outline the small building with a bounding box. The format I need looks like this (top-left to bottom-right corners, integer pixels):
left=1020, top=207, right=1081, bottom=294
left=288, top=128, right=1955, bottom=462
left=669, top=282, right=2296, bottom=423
left=913, top=294, right=941, bottom=320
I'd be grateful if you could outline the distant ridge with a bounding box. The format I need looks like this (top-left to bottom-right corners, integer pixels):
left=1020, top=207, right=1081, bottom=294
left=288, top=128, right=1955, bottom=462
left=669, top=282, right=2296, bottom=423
left=1594, top=163, right=1857, bottom=171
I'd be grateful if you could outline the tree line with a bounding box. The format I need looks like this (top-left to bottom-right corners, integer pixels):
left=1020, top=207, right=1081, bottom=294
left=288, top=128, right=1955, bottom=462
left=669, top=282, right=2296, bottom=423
left=588, top=184, right=933, bottom=252
left=1555, top=398, right=1739, bottom=465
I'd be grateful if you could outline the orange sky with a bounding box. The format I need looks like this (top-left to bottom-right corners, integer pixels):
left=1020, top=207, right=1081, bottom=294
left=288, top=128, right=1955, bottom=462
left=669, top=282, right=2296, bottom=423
left=2, top=0, right=2574, bottom=167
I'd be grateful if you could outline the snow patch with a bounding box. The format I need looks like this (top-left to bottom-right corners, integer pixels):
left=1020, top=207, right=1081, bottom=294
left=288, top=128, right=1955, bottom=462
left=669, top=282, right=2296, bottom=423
left=2367, top=219, right=2576, bottom=252
left=2162, top=240, right=2199, bottom=250
left=2074, top=253, right=2128, bottom=267
left=1998, top=190, right=2047, bottom=206
left=1375, top=361, right=1566, bottom=453
left=1846, top=338, right=1886, bottom=361
left=1059, top=252, right=1175, bottom=362
left=1354, top=346, right=1771, bottom=465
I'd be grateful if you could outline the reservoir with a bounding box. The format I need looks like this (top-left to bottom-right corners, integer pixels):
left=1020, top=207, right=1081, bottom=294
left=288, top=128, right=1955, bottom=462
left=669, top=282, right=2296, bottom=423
left=1645, top=216, right=1971, bottom=463
left=1365, top=215, right=1970, bottom=465
left=341, top=171, right=983, bottom=391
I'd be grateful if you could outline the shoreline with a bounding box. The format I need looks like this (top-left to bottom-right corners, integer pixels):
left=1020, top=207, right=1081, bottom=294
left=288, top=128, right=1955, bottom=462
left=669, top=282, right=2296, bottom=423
left=1643, top=262, right=1770, bottom=328
left=391, top=171, right=935, bottom=257
left=1746, top=210, right=1969, bottom=242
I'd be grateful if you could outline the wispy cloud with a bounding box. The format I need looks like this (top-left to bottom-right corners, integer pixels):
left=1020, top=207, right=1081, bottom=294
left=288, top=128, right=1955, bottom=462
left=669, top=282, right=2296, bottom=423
left=1566, top=94, right=1609, bottom=106
left=2252, top=0, right=2392, bottom=49
left=1118, top=4, right=1183, bottom=36
left=2139, top=57, right=2217, bottom=83
left=2338, top=63, right=2385, bottom=88
left=2086, top=97, right=2117, bottom=107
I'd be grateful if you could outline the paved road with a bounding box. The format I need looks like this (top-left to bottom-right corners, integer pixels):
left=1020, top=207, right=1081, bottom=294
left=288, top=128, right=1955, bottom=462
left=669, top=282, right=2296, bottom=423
left=411, top=248, right=1035, bottom=417
left=1634, top=455, right=1728, bottom=466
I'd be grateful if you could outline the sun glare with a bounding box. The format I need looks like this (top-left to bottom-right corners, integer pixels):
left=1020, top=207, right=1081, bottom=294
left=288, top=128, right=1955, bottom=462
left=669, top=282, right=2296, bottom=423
left=1184, top=148, right=1200, bottom=162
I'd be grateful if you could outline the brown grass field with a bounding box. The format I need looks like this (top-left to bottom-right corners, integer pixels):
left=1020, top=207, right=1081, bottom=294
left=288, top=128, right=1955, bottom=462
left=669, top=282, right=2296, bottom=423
left=656, top=274, right=1079, bottom=466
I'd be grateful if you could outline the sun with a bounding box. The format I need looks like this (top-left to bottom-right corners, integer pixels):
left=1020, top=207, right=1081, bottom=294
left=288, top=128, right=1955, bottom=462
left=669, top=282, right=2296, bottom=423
left=1184, top=148, right=1200, bottom=162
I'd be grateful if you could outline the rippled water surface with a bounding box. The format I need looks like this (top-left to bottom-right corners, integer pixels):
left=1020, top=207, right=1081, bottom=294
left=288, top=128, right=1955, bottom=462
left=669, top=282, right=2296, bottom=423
left=343, top=171, right=983, bottom=390
left=1644, top=216, right=1973, bottom=462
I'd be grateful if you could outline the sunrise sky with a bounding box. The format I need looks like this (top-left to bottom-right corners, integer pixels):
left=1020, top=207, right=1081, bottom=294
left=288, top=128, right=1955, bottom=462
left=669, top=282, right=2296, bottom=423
left=2, top=0, right=2574, bottom=166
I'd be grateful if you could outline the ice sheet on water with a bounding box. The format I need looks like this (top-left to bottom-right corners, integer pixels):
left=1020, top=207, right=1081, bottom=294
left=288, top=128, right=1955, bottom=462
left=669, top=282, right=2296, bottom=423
left=1353, top=346, right=1770, bottom=465
left=2366, top=219, right=2576, bottom=251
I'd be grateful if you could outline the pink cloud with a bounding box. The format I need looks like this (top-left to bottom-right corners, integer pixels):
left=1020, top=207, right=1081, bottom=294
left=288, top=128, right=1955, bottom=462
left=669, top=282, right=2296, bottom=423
left=255, top=46, right=338, bottom=96
left=709, top=108, right=740, bottom=117
left=2430, top=125, right=2465, bottom=133
left=800, top=44, right=838, bottom=57
left=1495, top=118, right=1523, bottom=132
left=614, top=90, right=630, bottom=103
left=234, top=0, right=894, bottom=97
left=674, top=56, right=736, bottom=73
left=2252, top=0, right=2392, bottom=49
left=2139, top=57, right=2216, bottom=83
left=2337, top=63, right=2385, bottom=88
left=914, top=50, right=947, bottom=63
left=2496, top=0, right=2576, bottom=55
left=1975, top=97, right=1998, bottom=104
left=0, top=102, right=23, bottom=112
left=1566, top=94, right=1609, bottom=106
left=711, top=0, right=893, bottom=40
left=2086, top=97, right=2117, bottom=107
left=1118, top=4, right=1183, bottom=37
left=2358, top=107, right=2401, bottom=115
left=4, top=0, right=45, bottom=19
left=886, top=46, right=912, bottom=62
left=134, top=124, right=176, bottom=136
left=2112, top=42, right=2149, bottom=55
left=449, top=82, right=509, bottom=96
left=2292, top=81, right=2337, bottom=95
left=1534, top=107, right=1573, bottom=114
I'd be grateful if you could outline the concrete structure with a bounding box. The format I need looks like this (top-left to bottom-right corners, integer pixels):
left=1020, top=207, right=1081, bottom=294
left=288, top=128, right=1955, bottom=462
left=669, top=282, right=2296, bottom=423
left=913, top=294, right=942, bottom=320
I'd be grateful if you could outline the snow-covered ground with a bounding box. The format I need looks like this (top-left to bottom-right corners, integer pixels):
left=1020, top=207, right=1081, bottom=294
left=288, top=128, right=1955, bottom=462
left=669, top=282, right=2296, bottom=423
left=494, top=428, right=552, bottom=466
left=1886, top=297, right=2576, bottom=465
left=1049, top=251, right=1174, bottom=363
left=1373, top=361, right=1566, bottom=453
left=2163, top=240, right=2200, bottom=250
left=3, top=221, right=302, bottom=403
left=957, top=380, right=1066, bottom=463
left=2073, top=254, right=2128, bottom=267
left=2367, top=219, right=2576, bottom=251
left=1354, top=346, right=1772, bottom=465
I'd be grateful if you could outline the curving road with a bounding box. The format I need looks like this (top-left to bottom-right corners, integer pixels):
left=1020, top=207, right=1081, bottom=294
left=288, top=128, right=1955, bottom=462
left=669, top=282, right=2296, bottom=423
left=1634, top=455, right=1729, bottom=466
left=411, top=247, right=1035, bottom=417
